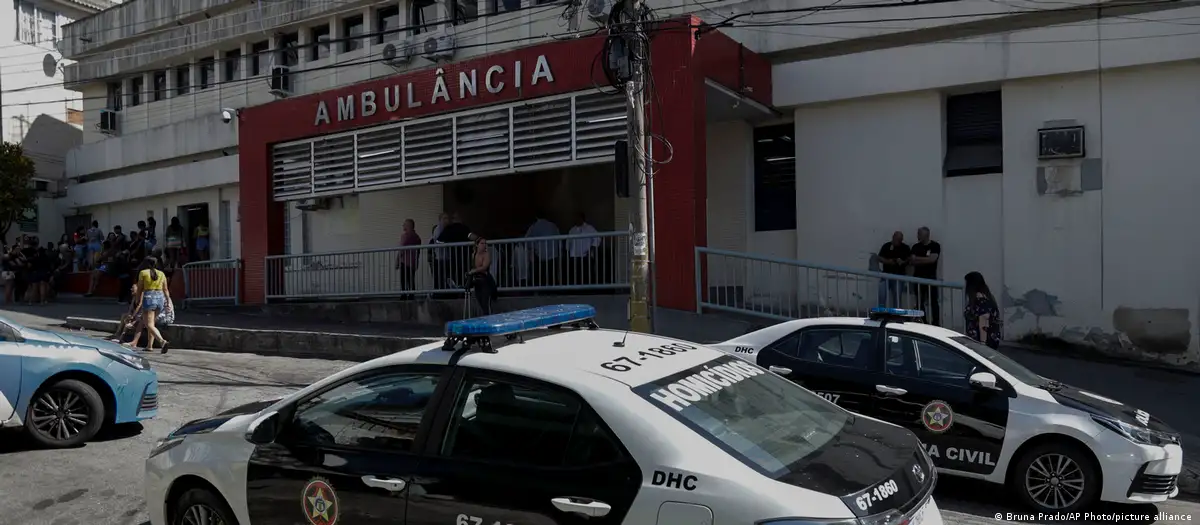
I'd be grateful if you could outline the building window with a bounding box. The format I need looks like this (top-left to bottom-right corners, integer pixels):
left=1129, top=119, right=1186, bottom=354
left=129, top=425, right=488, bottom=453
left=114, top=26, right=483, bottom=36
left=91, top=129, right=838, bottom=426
left=412, top=0, right=437, bottom=35
left=105, top=81, right=122, bottom=111
left=753, top=124, right=797, bottom=232
left=944, top=90, right=1003, bottom=177
left=343, top=15, right=364, bottom=52
left=15, top=1, right=57, bottom=46
left=152, top=71, right=166, bottom=101
left=490, top=0, right=520, bottom=13
left=175, top=66, right=190, bottom=95
left=129, top=76, right=143, bottom=107
left=310, top=24, right=330, bottom=61
left=224, top=49, right=241, bottom=81
left=198, top=57, right=215, bottom=89
left=452, top=0, right=477, bottom=25
left=250, top=40, right=270, bottom=75
left=376, top=6, right=399, bottom=43
left=66, top=107, right=83, bottom=126
left=278, top=32, right=299, bottom=67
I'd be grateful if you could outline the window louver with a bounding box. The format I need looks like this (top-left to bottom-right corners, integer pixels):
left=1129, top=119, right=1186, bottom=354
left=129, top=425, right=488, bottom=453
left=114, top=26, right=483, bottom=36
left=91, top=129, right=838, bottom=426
left=355, top=124, right=403, bottom=188
left=312, top=135, right=355, bottom=194
left=512, top=99, right=571, bottom=168
left=272, top=142, right=313, bottom=198
left=404, top=117, right=453, bottom=181
left=455, top=109, right=510, bottom=174
left=574, top=92, right=626, bottom=160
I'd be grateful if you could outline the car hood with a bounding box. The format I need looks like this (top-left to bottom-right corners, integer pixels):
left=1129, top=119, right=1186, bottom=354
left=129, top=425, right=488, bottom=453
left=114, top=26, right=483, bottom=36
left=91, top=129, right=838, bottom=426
left=1049, top=382, right=1177, bottom=434
left=170, top=398, right=283, bottom=438
left=22, top=327, right=142, bottom=358
left=776, top=415, right=934, bottom=517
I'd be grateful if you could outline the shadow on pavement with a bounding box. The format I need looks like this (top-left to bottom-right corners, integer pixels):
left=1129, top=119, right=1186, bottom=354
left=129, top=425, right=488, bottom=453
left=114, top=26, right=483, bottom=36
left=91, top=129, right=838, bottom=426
left=0, top=422, right=144, bottom=454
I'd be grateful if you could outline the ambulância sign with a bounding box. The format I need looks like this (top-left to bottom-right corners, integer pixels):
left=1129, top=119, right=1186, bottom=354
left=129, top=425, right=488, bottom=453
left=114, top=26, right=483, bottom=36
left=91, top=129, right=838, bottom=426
left=313, top=54, right=555, bottom=126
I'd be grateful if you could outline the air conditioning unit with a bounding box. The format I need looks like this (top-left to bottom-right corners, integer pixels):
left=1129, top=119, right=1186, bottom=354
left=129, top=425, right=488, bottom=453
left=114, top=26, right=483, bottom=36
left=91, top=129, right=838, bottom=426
left=586, top=0, right=618, bottom=23
left=98, top=109, right=118, bottom=134
left=421, top=28, right=456, bottom=61
left=380, top=40, right=416, bottom=67
left=269, top=66, right=292, bottom=97
left=295, top=198, right=331, bottom=211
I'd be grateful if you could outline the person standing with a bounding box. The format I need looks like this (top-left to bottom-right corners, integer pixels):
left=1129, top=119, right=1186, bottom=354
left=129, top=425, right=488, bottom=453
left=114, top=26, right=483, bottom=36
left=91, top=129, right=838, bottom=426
left=963, top=271, right=1002, bottom=349
left=524, top=211, right=561, bottom=287
left=395, top=219, right=422, bottom=293
left=145, top=216, right=158, bottom=249
left=567, top=212, right=600, bottom=285
left=909, top=226, right=943, bottom=325
left=876, top=231, right=910, bottom=308
left=466, top=237, right=496, bottom=315
left=165, top=217, right=185, bottom=268
left=127, top=257, right=171, bottom=353
left=86, top=221, right=104, bottom=268
left=194, top=221, right=210, bottom=261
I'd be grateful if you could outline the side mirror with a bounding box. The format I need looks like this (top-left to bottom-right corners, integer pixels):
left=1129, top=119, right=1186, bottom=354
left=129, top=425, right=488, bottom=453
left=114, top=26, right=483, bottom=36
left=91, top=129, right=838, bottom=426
left=245, top=411, right=280, bottom=445
left=969, top=371, right=1000, bottom=390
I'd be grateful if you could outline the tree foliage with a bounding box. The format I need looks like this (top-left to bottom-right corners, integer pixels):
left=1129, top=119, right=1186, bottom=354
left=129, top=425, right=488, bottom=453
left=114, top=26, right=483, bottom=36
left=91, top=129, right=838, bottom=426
left=0, top=141, right=37, bottom=241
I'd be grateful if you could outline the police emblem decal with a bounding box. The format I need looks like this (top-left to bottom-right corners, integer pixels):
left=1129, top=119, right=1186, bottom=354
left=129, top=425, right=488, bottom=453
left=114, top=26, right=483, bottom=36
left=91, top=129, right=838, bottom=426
left=911, top=463, right=926, bottom=484
left=302, top=477, right=339, bottom=525
left=921, top=400, right=954, bottom=433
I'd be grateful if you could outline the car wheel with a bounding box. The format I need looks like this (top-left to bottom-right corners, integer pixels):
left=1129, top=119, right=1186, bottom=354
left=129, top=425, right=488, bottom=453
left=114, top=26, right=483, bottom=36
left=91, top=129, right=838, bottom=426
left=1012, top=442, right=1100, bottom=513
left=24, top=379, right=104, bottom=448
left=172, top=487, right=239, bottom=525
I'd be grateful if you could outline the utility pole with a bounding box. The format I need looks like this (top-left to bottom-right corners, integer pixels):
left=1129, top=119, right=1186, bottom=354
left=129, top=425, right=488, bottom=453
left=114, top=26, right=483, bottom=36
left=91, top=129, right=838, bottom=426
left=623, top=0, right=652, bottom=334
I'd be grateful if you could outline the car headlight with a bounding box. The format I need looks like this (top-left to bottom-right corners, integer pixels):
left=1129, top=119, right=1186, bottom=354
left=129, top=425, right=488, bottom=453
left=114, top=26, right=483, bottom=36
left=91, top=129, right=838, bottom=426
left=97, top=346, right=151, bottom=370
left=148, top=435, right=185, bottom=458
left=1092, top=416, right=1179, bottom=447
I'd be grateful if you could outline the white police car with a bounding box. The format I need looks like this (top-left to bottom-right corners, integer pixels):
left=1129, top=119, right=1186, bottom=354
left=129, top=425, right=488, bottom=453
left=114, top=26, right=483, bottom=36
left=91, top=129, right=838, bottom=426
left=712, top=307, right=1185, bottom=513
left=145, top=305, right=944, bottom=525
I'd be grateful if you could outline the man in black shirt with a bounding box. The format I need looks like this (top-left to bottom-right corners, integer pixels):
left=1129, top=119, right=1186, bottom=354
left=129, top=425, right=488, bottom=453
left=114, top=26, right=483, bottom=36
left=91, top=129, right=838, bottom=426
left=877, top=231, right=910, bottom=308
left=909, top=226, right=943, bottom=326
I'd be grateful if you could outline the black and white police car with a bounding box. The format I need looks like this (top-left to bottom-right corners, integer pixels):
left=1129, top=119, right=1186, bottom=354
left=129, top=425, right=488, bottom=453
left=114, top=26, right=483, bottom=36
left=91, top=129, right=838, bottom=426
left=712, top=307, right=1185, bottom=514
left=146, top=305, right=944, bottom=525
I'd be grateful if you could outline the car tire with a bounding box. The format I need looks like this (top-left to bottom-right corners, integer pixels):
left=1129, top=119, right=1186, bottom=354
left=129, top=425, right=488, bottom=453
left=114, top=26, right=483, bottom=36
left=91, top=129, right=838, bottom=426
left=24, top=379, right=105, bottom=449
left=1011, top=442, right=1101, bottom=513
left=172, top=487, right=240, bottom=525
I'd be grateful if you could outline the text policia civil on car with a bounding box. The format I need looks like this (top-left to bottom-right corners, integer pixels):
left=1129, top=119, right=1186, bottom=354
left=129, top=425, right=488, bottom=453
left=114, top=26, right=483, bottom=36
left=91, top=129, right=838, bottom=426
left=313, top=54, right=555, bottom=126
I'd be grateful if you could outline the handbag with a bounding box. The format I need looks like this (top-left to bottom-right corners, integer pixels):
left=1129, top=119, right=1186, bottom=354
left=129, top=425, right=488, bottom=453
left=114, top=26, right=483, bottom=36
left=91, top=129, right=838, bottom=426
left=156, top=298, right=176, bottom=326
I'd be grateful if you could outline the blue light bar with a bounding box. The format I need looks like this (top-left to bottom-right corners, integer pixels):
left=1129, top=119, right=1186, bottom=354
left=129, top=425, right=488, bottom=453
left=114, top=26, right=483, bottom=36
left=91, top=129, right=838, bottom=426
left=445, top=304, right=598, bottom=337
left=869, top=307, right=926, bottom=320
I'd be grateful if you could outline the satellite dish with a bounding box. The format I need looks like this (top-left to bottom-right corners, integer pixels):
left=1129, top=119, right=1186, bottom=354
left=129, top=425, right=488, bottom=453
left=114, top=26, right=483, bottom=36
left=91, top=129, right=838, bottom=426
left=381, top=43, right=397, bottom=61
left=42, top=53, right=58, bottom=78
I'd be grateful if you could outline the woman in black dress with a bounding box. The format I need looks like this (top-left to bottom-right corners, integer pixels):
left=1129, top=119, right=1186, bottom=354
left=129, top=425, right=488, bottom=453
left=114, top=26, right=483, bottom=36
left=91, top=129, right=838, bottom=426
left=963, top=271, right=1002, bottom=349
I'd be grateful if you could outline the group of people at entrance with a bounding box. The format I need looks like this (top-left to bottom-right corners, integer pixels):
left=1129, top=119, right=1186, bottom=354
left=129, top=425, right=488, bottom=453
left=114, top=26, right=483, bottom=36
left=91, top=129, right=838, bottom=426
left=875, top=227, right=1002, bottom=349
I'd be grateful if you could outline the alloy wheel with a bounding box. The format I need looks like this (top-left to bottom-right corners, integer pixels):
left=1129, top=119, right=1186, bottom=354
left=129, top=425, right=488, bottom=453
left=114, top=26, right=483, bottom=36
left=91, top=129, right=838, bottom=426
left=182, top=504, right=227, bottom=525
left=1024, top=453, right=1086, bottom=510
left=30, top=388, right=91, bottom=442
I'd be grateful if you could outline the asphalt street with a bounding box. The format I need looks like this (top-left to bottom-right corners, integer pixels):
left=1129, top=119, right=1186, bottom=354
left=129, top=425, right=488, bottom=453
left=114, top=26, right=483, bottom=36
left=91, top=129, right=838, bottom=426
left=0, top=309, right=1197, bottom=525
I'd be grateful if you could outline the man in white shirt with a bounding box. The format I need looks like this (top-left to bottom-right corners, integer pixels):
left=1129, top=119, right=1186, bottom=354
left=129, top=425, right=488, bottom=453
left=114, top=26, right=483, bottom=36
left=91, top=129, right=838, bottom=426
left=524, top=211, right=561, bottom=286
left=567, top=212, right=601, bottom=285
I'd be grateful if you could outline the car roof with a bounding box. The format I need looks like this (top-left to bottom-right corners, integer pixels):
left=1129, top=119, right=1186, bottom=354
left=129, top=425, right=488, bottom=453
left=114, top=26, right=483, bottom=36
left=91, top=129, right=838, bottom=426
left=732, top=316, right=968, bottom=344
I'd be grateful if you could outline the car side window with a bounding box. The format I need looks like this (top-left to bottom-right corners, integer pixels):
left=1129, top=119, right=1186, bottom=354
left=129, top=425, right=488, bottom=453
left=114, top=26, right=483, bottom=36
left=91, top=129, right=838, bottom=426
left=441, top=376, right=624, bottom=468
left=286, top=372, right=440, bottom=452
left=885, top=335, right=976, bottom=386
left=794, top=329, right=876, bottom=370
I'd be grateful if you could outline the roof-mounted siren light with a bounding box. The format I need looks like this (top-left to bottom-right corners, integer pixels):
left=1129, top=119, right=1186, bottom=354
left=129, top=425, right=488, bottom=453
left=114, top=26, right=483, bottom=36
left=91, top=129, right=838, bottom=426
left=868, top=307, right=926, bottom=324
left=443, top=304, right=599, bottom=352
left=586, top=0, right=617, bottom=23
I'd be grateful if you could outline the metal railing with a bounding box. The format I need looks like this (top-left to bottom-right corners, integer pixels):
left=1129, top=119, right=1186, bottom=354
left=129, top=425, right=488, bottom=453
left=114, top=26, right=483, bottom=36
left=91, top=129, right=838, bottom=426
left=182, top=259, right=242, bottom=308
left=264, top=231, right=630, bottom=302
left=696, top=247, right=967, bottom=331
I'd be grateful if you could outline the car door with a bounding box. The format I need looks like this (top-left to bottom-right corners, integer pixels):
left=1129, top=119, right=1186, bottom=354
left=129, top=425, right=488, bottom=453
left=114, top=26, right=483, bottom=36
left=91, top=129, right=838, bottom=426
left=245, top=364, right=452, bottom=525
left=872, top=332, right=1010, bottom=476
left=754, top=327, right=883, bottom=414
left=0, top=322, right=26, bottom=422
left=406, top=369, right=641, bottom=525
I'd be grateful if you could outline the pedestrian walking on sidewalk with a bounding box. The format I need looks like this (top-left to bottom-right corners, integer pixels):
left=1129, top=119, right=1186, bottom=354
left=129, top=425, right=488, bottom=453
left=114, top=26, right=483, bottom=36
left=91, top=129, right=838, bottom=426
left=964, top=271, right=1002, bottom=349
left=127, top=257, right=171, bottom=353
left=466, top=237, right=497, bottom=315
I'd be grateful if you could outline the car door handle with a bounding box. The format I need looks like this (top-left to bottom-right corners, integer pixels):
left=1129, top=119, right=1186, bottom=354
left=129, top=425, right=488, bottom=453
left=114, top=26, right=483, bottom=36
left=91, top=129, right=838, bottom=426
left=551, top=497, right=612, bottom=517
left=768, top=366, right=793, bottom=375
left=875, top=385, right=907, bottom=396
left=361, top=476, right=407, bottom=492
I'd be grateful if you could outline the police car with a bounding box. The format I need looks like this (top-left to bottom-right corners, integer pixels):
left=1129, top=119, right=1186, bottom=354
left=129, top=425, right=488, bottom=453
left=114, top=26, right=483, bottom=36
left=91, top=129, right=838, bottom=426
left=712, top=307, right=1185, bottom=513
left=146, top=305, right=944, bottom=525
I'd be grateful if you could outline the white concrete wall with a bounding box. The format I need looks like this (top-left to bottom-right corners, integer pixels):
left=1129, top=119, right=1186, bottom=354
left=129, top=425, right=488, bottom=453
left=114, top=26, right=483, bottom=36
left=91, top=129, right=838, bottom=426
left=65, top=155, right=240, bottom=207
left=68, top=113, right=238, bottom=177
left=82, top=184, right=240, bottom=260
left=0, top=1, right=89, bottom=145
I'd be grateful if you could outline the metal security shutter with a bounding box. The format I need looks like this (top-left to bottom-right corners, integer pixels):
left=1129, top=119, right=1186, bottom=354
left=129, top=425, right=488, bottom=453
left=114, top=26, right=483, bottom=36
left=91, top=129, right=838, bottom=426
left=455, top=109, right=510, bottom=174
left=405, top=117, right=453, bottom=181
left=312, top=134, right=355, bottom=194
left=513, top=99, right=571, bottom=167
left=574, top=92, right=625, bottom=160
left=356, top=125, right=403, bottom=188
left=945, top=91, right=1003, bottom=176
left=272, top=142, right=313, bottom=198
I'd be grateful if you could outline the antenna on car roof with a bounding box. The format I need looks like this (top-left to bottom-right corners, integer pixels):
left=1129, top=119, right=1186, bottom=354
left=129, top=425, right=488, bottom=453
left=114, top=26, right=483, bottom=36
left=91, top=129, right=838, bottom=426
left=613, top=330, right=629, bottom=348
left=442, top=304, right=599, bottom=354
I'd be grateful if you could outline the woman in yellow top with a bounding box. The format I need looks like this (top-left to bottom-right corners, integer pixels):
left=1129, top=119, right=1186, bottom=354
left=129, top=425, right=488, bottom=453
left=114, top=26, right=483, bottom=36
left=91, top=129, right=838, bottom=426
left=128, top=256, right=171, bottom=352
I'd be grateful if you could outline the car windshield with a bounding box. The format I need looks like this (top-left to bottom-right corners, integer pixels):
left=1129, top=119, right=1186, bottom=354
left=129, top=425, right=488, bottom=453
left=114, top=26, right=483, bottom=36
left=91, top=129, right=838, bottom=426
left=950, top=336, right=1045, bottom=385
left=633, top=354, right=849, bottom=478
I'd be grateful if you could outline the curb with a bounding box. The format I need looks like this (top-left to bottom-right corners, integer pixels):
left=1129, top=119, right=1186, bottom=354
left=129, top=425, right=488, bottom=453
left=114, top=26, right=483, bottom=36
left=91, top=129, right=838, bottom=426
left=63, top=317, right=442, bottom=362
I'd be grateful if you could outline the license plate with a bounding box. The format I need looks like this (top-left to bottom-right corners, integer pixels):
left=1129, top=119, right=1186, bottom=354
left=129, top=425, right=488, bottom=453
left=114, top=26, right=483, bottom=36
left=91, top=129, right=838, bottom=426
left=907, top=498, right=931, bottom=525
